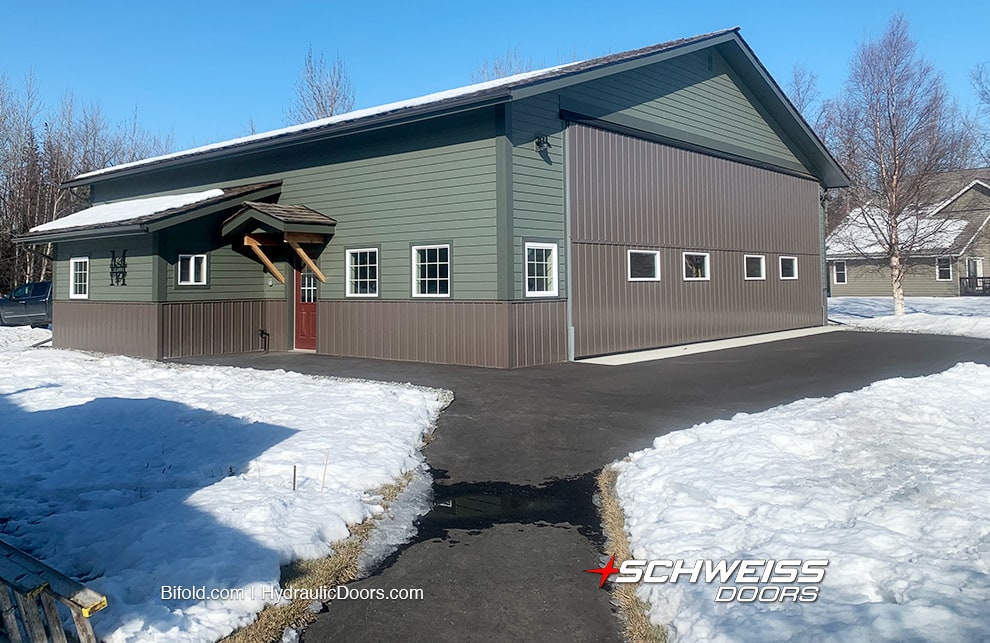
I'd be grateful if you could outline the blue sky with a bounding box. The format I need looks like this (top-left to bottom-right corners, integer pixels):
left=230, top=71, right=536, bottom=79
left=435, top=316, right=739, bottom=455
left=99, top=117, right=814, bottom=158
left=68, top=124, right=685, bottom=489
left=1, top=1, right=987, bottom=151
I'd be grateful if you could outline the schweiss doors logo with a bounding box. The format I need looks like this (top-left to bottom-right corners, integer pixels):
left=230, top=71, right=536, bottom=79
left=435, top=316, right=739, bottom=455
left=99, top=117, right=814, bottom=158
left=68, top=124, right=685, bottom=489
left=585, top=556, right=828, bottom=602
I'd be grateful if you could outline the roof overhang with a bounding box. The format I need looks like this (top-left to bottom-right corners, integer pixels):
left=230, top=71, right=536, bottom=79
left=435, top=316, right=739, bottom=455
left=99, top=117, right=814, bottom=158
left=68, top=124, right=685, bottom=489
left=61, top=28, right=845, bottom=191
left=16, top=182, right=282, bottom=244
left=221, top=203, right=337, bottom=238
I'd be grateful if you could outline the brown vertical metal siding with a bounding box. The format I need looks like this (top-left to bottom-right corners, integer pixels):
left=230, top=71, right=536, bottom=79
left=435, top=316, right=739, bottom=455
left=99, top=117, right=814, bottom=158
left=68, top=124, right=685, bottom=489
left=316, top=300, right=567, bottom=368
left=53, top=302, right=161, bottom=358
left=569, top=124, right=824, bottom=358
left=508, top=300, right=568, bottom=367
left=569, top=124, right=820, bottom=252
left=159, top=300, right=278, bottom=358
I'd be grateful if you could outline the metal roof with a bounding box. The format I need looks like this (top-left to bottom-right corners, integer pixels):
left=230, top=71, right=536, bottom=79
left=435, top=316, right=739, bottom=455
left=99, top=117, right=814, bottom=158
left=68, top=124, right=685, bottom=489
left=63, top=28, right=847, bottom=189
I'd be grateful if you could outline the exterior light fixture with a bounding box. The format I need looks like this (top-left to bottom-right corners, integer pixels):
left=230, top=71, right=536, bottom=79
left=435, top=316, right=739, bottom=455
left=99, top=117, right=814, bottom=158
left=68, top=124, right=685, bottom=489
left=535, top=135, right=551, bottom=152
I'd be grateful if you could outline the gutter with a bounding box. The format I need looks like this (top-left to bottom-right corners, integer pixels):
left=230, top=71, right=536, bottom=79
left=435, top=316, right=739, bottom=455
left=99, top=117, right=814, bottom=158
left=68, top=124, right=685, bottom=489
left=15, top=224, right=149, bottom=244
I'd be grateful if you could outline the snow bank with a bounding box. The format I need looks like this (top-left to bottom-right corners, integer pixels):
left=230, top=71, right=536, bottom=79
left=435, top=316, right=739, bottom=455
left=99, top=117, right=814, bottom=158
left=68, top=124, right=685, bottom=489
left=829, top=296, right=990, bottom=339
left=614, top=363, right=990, bottom=642
left=0, top=330, right=449, bottom=641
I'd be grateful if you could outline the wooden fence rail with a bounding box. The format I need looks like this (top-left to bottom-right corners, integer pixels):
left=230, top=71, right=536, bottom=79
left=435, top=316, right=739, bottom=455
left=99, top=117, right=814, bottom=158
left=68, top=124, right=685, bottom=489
left=0, top=539, right=107, bottom=643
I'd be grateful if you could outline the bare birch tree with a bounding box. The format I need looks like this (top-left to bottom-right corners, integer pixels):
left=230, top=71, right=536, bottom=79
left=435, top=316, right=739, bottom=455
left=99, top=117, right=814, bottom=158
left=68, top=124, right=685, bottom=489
left=972, top=63, right=990, bottom=164
left=286, top=47, right=355, bottom=124
left=0, top=73, right=172, bottom=291
left=825, top=15, right=976, bottom=315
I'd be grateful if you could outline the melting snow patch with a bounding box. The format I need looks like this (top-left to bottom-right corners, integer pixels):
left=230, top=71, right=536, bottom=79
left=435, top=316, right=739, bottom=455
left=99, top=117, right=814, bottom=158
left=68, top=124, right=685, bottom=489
left=613, top=363, right=990, bottom=642
left=829, top=296, right=990, bottom=340
left=0, top=327, right=450, bottom=642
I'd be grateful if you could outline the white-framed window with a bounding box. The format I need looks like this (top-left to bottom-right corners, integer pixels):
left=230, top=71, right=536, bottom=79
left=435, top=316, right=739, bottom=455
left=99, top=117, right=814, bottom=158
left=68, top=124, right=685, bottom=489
left=935, top=257, right=952, bottom=281
left=779, top=256, right=798, bottom=280
left=744, top=254, right=766, bottom=280
left=346, top=248, right=379, bottom=297
left=69, top=257, right=89, bottom=299
left=177, top=254, right=208, bottom=285
left=525, top=242, right=559, bottom=296
left=628, top=250, right=661, bottom=281
left=683, top=252, right=710, bottom=281
left=833, top=261, right=847, bottom=285
left=412, top=244, right=450, bottom=297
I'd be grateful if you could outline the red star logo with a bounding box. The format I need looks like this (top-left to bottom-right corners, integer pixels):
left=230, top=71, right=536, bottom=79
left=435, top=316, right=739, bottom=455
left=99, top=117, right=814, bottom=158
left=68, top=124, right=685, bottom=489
left=585, top=554, right=621, bottom=588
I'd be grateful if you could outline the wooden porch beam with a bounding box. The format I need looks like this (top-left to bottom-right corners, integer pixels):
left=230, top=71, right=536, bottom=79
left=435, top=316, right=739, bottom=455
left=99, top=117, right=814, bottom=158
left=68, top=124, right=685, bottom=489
left=284, top=232, right=327, bottom=245
left=288, top=241, right=326, bottom=283
left=242, top=233, right=283, bottom=246
left=243, top=236, right=286, bottom=284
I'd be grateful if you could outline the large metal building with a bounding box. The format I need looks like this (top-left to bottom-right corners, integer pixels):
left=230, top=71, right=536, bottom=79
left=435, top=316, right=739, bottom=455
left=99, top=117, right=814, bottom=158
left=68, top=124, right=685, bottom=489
left=18, top=28, right=847, bottom=367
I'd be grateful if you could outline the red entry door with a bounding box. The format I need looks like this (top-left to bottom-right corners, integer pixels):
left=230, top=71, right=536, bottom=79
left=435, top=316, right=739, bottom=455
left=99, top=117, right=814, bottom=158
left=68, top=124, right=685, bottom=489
left=295, top=268, right=317, bottom=350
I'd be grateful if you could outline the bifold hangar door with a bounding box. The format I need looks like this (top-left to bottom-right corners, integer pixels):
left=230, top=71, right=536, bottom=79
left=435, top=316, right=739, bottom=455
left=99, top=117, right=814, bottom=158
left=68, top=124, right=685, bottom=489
left=567, top=124, right=823, bottom=358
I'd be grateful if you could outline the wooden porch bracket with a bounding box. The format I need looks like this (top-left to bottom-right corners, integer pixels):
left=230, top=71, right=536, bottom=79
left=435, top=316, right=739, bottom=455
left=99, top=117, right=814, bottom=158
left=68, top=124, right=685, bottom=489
left=288, top=242, right=326, bottom=283
left=243, top=235, right=286, bottom=284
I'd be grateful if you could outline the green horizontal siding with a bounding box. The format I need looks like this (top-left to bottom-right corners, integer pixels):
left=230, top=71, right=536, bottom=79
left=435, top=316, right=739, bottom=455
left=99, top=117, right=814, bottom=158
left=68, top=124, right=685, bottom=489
left=90, top=111, right=500, bottom=301
left=509, top=96, right=567, bottom=300
left=54, top=236, right=154, bottom=302
left=829, top=259, right=959, bottom=297
left=558, top=50, right=803, bottom=171
left=161, top=216, right=286, bottom=302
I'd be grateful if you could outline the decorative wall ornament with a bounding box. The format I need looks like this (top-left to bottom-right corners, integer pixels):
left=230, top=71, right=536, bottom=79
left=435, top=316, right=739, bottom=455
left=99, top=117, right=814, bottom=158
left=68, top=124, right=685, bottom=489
left=109, top=250, right=127, bottom=286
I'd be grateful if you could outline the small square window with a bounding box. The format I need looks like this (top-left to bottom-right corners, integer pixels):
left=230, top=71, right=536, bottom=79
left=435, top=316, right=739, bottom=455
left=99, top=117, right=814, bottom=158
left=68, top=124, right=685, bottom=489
left=346, top=248, right=379, bottom=297
left=935, top=257, right=952, bottom=281
left=628, top=250, right=660, bottom=281
left=177, top=254, right=208, bottom=285
left=525, top=242, right=558, bottom=297
left=69, top=257, right=89, bottom=299
left=834, top=261, right=847, bottom=285
left=779, top=256, right=798, bottom=280
left=412, top=244, right=450, bottom=297
left=683, top=252, right=710, bottom=281
left=744, top=255, right=766, bottom=280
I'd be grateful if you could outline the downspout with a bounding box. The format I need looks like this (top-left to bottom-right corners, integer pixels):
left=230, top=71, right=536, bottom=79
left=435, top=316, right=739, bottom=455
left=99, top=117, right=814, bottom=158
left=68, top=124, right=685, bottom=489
left=819, top=186, right=828, bottom=326
left=563, top=124, right=575, bottom=361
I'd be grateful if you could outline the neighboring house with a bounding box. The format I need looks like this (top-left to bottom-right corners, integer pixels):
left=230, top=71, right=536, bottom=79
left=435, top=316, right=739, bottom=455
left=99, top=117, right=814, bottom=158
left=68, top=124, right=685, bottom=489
left=827, top=174, right=990, bottom=298
left=16, top=28, right=846, bottom=368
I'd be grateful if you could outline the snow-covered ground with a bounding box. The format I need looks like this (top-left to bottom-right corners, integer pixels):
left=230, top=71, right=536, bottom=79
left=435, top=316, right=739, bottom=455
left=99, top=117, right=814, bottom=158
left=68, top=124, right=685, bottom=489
left=829, top=296, right=990, bottom=339
left=614, top=364, right=990, bottom=641
left=0, top=327, right=449, bottom=642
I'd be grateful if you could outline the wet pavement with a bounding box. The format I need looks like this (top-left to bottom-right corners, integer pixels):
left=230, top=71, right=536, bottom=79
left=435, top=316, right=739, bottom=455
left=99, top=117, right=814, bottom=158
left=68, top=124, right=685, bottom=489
left=177, top=330, right=990, bottom=642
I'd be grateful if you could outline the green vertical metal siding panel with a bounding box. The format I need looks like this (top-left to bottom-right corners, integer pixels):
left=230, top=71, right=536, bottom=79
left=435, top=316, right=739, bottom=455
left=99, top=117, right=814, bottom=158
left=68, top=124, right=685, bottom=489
left=558, top=50, right=804, bottom=171
left=53, top=236, right=154, bottom=302
left=510, top=95, right=568, bottom=300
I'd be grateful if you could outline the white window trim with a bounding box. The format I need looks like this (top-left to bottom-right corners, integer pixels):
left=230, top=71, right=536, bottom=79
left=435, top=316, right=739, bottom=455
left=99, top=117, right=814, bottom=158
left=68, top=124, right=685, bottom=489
left=935, top=257, right=953, bottom=281
left=743, top=254, right=766, bottom=281
left=345, top=248, right=379, bottom=298
left=682, top=252, right=710, bottom=281
left=411, top=244, right=451, bottom=298
left=627, top=249, right=661, bottom=282
left=524, top=242, right=559, bottom=297
left=779, top=256, right=799, bottom=280
left=833, top=261, right=847, bottom=284
left=69, top=257, right=89, bottom=299
left=177, top=253, right=208, bottom=286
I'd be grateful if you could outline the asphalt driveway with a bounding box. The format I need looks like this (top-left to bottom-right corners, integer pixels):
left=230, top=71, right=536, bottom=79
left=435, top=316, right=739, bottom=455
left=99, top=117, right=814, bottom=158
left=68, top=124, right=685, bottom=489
left=177, top=330, right=990, bottom=642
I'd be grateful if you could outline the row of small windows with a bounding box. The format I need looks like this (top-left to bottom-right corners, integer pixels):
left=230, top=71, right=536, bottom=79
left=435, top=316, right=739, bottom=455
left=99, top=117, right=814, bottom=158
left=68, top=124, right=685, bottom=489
left=68, top=254, right=208, bottom=299
left=831, top=257, right=956, bottom=285
left=348, top=243, right=559, bottom=298
left=628, top=251, right=799, bottom=282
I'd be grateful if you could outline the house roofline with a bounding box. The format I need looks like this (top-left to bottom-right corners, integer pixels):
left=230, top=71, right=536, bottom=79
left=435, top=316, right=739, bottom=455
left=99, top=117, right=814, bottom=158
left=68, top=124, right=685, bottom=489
left=62, top=28, right=846, bottom=190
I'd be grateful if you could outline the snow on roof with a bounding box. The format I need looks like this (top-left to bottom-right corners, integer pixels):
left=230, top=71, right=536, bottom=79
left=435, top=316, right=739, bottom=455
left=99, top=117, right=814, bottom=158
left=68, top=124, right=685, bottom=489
left=826, top=204, right=969, bottom=257
left=30, top=189, right=224, bottom=232
left=73, top=63, right=580, bottom=182
left=72, top=29, right=739, bottom=184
